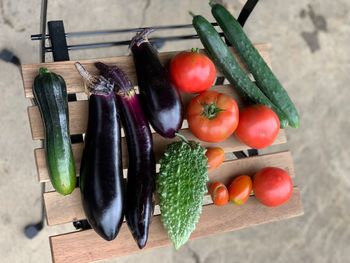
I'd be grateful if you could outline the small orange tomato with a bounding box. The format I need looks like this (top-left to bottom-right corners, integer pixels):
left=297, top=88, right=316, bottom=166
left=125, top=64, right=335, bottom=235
left=228, top=175, right=252, bottom=205
left=206, top=147, right=225, bottom=172
left=209, top=182, right=229, bottom=206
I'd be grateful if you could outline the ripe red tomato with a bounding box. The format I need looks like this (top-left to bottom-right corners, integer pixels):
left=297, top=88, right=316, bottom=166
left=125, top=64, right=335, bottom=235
left=187, top=91, right=239, bottom=142
left=169, top=50, right=216, bottom=93
left=235, top=105, right=280, bottom=149
left=228, top=175, right=252, bottom=205
left=206, top=147, right=225, bottom=172
left=209, top=182, right=229, bottom=206
left=253, top=167, right=293, bottom=207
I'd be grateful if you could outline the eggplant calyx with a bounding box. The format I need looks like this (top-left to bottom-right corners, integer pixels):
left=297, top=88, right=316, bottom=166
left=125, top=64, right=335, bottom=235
left=75, top=62, right=113, bottom=95
left=130, top=28, right=155, bottom=48
left=202, top=103, right=223, bottom=119
left=115, top=87, right=136, bottom=98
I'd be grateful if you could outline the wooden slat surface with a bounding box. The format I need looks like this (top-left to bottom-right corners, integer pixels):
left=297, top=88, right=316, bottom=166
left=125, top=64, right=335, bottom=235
left=27, top=84, right=242, bottom=140
left=21, top=44, right=270, bottom=98
left=44, top=151, right=294, bottom=226
left=50, top=188, right=303, bottom=263
left=36, top=129, right=286, bottom=183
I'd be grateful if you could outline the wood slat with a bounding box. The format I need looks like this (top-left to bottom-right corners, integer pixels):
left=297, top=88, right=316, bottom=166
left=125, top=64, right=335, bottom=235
left=21, top=44, right=271, bottom=98
left=27, top=84, right=242, bottom=140
left=49, top=188, right=303, bottom=263
left=44, top=151, right=294, bottom=226
left=36, top=129, right=286, bottom=183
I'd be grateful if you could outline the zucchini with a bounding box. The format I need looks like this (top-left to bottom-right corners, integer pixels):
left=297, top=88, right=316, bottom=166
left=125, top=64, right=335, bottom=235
left=192, top=14, right=289, bottom=128
left=33, top=68, right=76, bottom=195
left=211, top=4, right=300, bottom=128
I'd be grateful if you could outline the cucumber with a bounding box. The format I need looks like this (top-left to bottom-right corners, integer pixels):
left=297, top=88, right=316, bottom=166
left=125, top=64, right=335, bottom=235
left=192, top=15, right=289, bottom=128
left=33, top=68, right=76, bottom=195
left=211, top=4, right=300, bottom=128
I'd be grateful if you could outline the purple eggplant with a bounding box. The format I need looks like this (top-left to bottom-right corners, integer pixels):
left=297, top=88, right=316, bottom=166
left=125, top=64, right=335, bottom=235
left=95, top=62, right=156, bottom=249
left=130, top=28, right=183, bottom=138
left=75, top=62, right=124, bottom=241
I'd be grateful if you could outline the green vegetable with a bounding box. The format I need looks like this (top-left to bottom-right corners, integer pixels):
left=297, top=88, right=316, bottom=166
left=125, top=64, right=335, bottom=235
left=33, top=68, right=76, bottom=195
left=211, top=4, right=300, bottom=128
left=157, top=136, right=208, bottom=249
left=191, top=14, right=289, bottom=128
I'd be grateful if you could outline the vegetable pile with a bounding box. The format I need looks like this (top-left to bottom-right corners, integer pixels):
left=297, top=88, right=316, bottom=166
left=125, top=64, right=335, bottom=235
left=32, top=2, right=299, bottom=251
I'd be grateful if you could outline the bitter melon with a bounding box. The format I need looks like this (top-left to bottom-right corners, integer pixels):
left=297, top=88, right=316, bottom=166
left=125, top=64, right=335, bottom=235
left=157, top=138, right=208, bottom=249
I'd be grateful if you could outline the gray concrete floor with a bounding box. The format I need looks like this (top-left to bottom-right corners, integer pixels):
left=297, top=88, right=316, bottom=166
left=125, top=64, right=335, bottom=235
left=1, top=0, right=349, bottom=262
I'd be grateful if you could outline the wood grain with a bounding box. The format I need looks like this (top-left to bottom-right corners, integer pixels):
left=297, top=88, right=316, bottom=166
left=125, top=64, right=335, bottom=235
left=27, top=85, right=242, bottom=140
left=44, top=151, right=294, bottom=226
left=21, top=44, right=270, bottom=98
left=35, top=129, right=286, bottom=183
left=49, top=188, right=303, bottom=263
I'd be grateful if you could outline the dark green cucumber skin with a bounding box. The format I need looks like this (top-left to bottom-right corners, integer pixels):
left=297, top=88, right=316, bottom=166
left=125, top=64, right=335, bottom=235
left=192, top=15, right=288, bottom=128
left=211, top=4, right=300, bottom=128
left=33, top=68, right=76, bottom=195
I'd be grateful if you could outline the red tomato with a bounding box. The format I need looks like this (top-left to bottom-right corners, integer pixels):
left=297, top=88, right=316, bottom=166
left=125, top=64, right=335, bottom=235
left=169, top=50, right=216, bottom=93
left=228, top=175, right=252, bottom=205
left=253, top=167, right=293, bottom=207
left=187, top=91, right=239, bottom=142
left=235, top=105, right=280, bottom=149
left=206, top=147, right=225, bottom=172
left=209, top=182, right=229, bottom=206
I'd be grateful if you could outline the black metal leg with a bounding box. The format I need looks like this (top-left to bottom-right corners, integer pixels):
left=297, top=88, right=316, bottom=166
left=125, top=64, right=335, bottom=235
left=24, top=183, right=45, bottom=239
left=237, top=0, right=259, bottom=27
left=73, top=220, right=92, bottom=231
left=0, top=49, right=21, bottom=66
left=248, top=149, right=258, bottom=156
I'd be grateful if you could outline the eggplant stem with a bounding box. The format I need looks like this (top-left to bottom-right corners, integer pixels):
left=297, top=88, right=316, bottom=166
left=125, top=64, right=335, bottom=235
left=129, top=28, right=155, bottom=48
left=75, top=62, right=113, bottom=95
left=175, top=132, right=189, bottom=143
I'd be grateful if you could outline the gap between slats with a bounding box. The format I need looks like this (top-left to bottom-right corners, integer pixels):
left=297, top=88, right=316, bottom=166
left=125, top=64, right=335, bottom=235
left=44, top=151, right=294, bottom=226
left=49, top=188, right=303, bottom=263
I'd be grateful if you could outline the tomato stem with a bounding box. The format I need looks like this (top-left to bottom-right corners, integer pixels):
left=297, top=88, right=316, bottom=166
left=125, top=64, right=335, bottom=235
left=191, top=47, right=200, bottom=53
left=202, top=103, right=222, bottom=119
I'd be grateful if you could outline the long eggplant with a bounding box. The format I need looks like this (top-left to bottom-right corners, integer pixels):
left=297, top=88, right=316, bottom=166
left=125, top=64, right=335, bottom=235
left=95, top=62, right=156, bottom=249
left=130, top=28, right=183, bottom=138
left=75, top=62, right=124, bottom=241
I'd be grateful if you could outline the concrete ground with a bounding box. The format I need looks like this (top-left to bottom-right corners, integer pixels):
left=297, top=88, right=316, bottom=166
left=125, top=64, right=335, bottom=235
left=1, top=0, right=349, bottom=262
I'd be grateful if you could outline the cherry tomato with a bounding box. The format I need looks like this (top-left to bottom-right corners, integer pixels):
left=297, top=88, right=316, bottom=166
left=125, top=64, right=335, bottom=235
left=209, top=182, right=229, bottom=206
left=253, top=167, right=293, bottom=207
left=228, top=175, right=252, bottom=205
left=187, top=91, right=239, bottom=142
left=206, top=147, right=225, bottom=172
left=235, top=105, right=280, bottom=149
left=169, top=49, right=216, bottom=93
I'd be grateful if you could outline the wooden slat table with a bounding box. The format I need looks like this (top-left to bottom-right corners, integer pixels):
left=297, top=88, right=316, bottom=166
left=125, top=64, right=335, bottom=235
left=21, top=44, right=303, bottom=263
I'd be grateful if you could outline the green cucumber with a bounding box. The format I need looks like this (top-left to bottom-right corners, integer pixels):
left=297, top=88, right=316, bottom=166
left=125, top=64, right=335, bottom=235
left=33, top=68, right=76, bottom=195
left=192, top=14, right=289, bottom=128
left=211, top=4, right=300, bottom=128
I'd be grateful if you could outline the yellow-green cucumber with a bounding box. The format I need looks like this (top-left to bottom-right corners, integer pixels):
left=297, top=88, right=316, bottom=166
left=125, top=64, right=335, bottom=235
left=192, top=14, right=289, bottom=128
left=211, top=3, right=300, bottom=128
left=33, top=68, right=76, bottom=195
